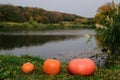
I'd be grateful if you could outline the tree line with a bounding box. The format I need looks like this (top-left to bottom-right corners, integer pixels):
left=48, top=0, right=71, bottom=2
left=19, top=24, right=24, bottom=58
left=0, top=4, right=84, bottom=24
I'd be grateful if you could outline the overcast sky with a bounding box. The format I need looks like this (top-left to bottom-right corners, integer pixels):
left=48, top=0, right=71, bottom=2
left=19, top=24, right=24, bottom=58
left=0, top=0, right=120, bottom=17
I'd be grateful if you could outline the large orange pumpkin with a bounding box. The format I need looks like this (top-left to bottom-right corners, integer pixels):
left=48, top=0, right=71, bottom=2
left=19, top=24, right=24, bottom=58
left=68, top=58, right=96, bottom=76
left=43, top=59, right=61, bottom=75
left=22, top=62, right=35, bottom=73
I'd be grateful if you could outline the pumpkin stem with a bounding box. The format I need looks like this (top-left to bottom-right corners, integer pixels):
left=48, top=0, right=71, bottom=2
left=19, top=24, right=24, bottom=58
left=53, top=58, right=57, bottom=60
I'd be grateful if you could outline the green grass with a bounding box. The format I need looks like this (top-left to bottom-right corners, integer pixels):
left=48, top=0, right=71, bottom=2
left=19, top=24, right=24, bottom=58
left=0, top=21, right=95, bottom=32
left=0, top=54, right=120, bottom=80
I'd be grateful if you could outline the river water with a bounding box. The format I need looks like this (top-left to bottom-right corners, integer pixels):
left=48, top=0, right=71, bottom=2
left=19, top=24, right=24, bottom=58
left=0, top=30, right=107, bottom=66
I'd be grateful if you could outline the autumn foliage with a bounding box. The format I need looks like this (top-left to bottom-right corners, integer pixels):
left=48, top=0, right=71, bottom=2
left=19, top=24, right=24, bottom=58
left=0, top=4, right=82, bottom=23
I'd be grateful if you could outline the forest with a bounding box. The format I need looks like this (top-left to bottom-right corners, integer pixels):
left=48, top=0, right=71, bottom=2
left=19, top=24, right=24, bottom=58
left=0, top=4, right=95, bottom=31
left=0, top=4, right=94, bottom=24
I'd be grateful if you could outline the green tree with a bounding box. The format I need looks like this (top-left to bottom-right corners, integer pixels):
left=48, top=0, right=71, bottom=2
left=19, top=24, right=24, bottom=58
left=0, top=5, right=24, bottom=22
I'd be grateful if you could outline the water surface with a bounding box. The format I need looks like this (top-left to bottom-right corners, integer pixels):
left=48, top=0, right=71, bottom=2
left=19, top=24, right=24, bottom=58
left=0, top=30, right=107, bottom=66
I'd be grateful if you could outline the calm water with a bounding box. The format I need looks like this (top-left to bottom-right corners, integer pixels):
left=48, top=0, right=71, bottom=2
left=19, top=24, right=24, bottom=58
left=0, top=30, right=107, bottom=66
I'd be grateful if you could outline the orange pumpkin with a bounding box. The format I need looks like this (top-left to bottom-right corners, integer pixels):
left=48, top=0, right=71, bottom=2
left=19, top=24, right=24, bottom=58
left=68, top=58, right=96, bottom=76
left=43, top=59, right=61, bottom=75
left=22, top=62, right=34, bottom=73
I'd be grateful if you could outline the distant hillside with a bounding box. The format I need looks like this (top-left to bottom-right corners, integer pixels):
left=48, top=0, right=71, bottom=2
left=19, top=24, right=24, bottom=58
left=0, top=4, right=86, bottom=24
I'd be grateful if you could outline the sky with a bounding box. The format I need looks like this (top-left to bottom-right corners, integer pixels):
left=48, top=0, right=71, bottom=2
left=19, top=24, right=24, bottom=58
left=0, top=0, right=120, bottom=18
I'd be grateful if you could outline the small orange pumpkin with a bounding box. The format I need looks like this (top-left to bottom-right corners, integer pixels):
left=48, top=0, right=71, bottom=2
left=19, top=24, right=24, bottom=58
left=22, top=62, right=34, bottom=73
left=43, top=59, right=61, bottom=75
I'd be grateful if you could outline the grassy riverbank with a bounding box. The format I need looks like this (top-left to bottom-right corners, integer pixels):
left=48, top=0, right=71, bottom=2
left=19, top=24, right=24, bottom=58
left=0, top=22, right=95, bottom=32
left=0, top=54, right=120, bottom=80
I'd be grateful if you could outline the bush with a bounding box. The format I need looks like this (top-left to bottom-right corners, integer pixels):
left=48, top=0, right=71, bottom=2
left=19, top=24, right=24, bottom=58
left=95, top=2, right=120, bottom=64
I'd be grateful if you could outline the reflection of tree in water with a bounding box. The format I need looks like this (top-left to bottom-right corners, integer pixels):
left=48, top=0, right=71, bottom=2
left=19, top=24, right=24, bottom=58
left=0, top=34, right=78, bottom=49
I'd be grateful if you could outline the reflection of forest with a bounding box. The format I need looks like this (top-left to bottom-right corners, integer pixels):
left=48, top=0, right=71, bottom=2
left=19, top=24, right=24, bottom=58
left=0, top=34, right=78, bottom=49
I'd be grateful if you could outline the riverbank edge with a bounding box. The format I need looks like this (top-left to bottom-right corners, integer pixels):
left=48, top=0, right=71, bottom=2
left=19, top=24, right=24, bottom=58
left=0, top=54, right=120, bottom=80
left=0, top=22, right=95, bottom=32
